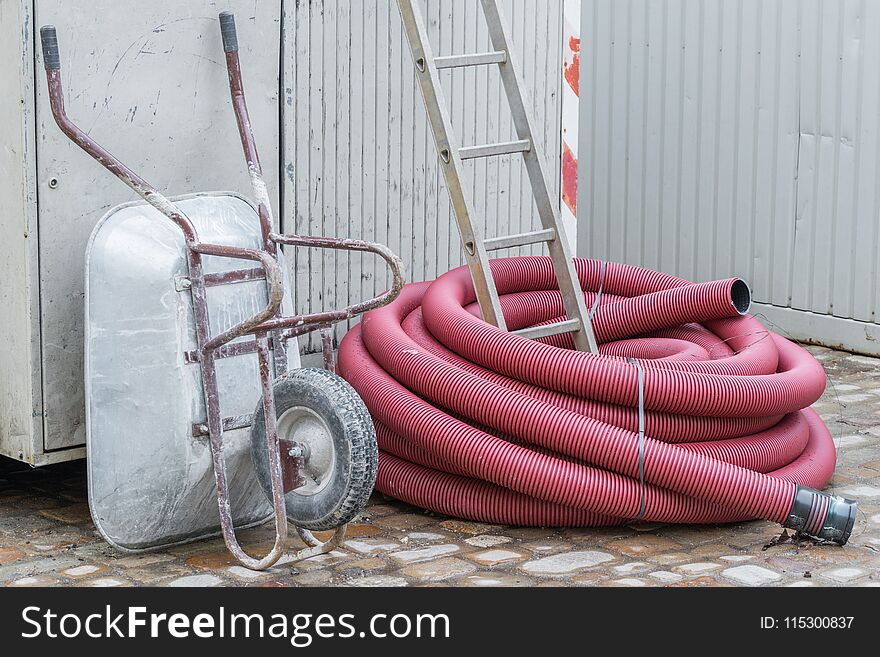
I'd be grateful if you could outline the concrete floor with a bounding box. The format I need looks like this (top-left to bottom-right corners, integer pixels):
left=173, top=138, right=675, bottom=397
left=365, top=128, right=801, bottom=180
left=1, top=345, right=878, bottom=587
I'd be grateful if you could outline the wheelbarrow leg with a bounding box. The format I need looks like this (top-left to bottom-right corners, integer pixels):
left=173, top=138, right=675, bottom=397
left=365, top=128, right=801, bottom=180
left=203, top=335, right=291, bottom=571
left=288, top=526, right=347, bottom=561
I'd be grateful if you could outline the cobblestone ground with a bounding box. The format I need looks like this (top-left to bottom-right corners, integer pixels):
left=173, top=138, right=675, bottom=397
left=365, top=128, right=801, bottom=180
left=1, top=346, right=878, bottom=587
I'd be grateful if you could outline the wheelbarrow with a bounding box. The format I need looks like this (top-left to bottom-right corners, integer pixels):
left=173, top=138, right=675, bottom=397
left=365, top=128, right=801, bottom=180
left=38, top=14, right=404, bottom=570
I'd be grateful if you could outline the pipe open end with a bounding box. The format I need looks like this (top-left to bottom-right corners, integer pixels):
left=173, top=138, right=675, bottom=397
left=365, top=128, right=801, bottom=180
left=730, top=278, right=751, bottom=315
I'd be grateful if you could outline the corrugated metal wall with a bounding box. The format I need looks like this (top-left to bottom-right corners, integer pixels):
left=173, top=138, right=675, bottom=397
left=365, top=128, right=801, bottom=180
left=578, top=0, right=880, bottom=352
left=281, top=0, right=565, bottom=350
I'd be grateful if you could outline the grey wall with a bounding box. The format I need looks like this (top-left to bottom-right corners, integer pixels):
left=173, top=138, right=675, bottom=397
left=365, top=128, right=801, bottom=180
left=578, top=0, right=880, bottom=354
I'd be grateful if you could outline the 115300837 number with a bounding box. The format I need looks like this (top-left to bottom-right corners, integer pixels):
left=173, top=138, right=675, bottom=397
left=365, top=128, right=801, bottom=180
left=784, top=617, right=854, bottom=629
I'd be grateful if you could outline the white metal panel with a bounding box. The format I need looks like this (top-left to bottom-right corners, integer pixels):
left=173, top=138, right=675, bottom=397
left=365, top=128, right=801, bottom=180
left=33, top=0, right=282, bottom=450
left=0, top=0, right=46, bottom=464
left=578, top=0, right=880, bottom=354
left=281, top=0, right=566, bottom=351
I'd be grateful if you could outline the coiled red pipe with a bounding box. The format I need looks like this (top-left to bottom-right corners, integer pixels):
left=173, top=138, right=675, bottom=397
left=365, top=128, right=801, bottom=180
left=338, top=257, right=856, bottom=542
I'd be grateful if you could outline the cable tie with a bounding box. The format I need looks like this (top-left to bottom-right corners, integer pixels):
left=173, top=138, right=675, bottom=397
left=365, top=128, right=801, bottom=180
left=626, top=357, right=647, bottom=520
left=588, top=260, right=607, bottom=321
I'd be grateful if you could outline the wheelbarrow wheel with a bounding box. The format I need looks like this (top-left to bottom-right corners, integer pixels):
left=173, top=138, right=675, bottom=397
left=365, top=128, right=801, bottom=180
left=250, top=368, right=378, bottom=531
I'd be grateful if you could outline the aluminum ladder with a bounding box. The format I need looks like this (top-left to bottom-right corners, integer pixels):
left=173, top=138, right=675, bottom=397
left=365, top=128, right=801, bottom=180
left=397, top=0, right=598, bottom=352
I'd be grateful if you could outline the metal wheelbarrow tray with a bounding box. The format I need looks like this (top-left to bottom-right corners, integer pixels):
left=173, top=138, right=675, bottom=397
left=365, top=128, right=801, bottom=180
left=39, top=14, right=404, bottom=570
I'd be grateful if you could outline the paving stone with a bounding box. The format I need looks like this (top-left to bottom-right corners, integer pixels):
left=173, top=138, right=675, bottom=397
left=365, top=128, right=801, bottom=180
left=721, top=565, right=783, bottom=586
left=374, top=513, right=437, bottom=530
left=344, top=538, right=400, bottom=555
left=612, top=535, right=682, bottom=557
left=521, top=541, right=568, bottom=554
left=342, top=523, right=382, bottom=538
left=837, top=394, right=873, bottom=403
left=390, top=544, right=460, bottom=564
left=834, top=434, right=870, bottom=447
left=8, top=575, right=59, bottom=587
left=846, top=355, right=880, bottom=366
left=458, top=574, right=532, bottom=587
left=839, top=484, right=880, bottom=498
left=646, top=551, right=692, bottom=566
left=306, top=550, right=350, bottom=566
left=764, top=556, right=812, bottom=574
left=401, top=557, right=476, bottom=582
left=613, top=561, right=650, bottom=574
left=820, top=567, right=866, bottom=583
left=464, top=534, right=512, bottom=548
left=186, top=551, right=237, bottom=569
left=521, top=551, right=615, bottom=575
left=611, top=578, right=646, bottom=587
left=669, top=576, right=726, bottom=588
left=439, top=520, right=499, bottom=535
left=63, top=564, right=103, bottom=577
left=675, top=562, right=721, bottom=575
left=227, top=566, right=269, bottom=580
left=346, top=575, right=409, bottom=587
left=467, top=549, right=524, bottom=566
left=337, top=557, right=386, bottom=572
left=87, top=578, right=126, bottom=587
left=166, top=574, right=223, bottom=587
left=406, top=532, right=446, bottom=541
left=648, top=570, right=683, bottom=584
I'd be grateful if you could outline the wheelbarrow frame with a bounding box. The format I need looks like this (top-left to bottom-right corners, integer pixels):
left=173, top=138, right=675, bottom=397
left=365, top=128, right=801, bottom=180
left=39, top=16, right=403, bottom=570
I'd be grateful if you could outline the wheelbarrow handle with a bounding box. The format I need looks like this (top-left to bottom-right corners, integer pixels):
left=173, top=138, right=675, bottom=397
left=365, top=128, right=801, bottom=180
left=218, top=11, right=275, bottom=252
left=219, top=11, right=239, bottom=52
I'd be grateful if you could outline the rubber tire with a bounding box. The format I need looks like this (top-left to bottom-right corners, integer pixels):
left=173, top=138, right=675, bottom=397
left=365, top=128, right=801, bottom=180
left=250, top=368, right=378, bottom=531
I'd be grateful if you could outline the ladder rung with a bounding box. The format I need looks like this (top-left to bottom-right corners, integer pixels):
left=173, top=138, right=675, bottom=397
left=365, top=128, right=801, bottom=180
left=459, top=139, right=530, bottom=160
left=484, top=228, right=556, bottom=252
left=434, top=50, right=507, bottom=69
left=513, top=319, right=581, bottom=341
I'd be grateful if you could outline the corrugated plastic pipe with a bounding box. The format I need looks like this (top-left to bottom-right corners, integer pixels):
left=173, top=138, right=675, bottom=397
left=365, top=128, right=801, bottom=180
left=338, top=257, right=857, bottom=544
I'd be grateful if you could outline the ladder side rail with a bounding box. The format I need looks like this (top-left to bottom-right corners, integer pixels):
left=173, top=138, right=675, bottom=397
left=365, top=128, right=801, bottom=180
left=479, top=0, right=598, bottom=352
left=397, top=0, right=507, bottom=329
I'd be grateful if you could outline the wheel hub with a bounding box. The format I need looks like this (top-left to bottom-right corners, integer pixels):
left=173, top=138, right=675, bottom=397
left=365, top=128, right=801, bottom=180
left=277, top=406, right=336, bottom=496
